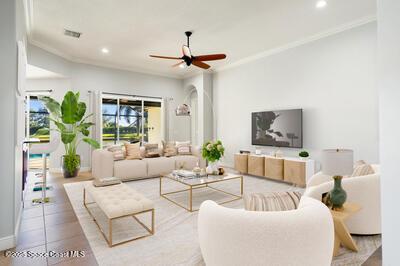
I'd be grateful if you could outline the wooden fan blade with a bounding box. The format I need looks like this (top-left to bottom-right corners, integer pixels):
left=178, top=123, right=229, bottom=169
left=172, top=61, right=185, bottom=67
left=149, top=55, right=182, bottom=60
left=194, top=54, right=226, bottom=61
left=192, top=61, right=210, bottom=69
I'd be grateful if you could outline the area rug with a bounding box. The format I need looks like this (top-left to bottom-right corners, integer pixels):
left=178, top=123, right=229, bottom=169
left=64, top=174, right=380, bottom=266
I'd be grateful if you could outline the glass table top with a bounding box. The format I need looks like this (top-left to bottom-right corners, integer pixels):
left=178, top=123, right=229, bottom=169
left=164, top=172, right=242, bottom=186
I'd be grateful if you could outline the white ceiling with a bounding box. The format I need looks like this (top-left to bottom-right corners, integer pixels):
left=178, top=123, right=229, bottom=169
left=28, top=0, right=376, bottom=78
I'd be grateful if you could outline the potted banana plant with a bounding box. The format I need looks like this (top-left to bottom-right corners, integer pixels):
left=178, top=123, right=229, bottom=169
left=39, top=91, right=100, bottom=178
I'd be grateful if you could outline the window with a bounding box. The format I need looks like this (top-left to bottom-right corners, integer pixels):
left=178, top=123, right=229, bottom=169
left=102, top=96, right=162, bottom=147
left=28, top=96, right=50, bottom=142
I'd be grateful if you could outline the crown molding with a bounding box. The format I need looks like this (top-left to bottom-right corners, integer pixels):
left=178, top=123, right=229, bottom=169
left=215, top=15, right=377, bottom=73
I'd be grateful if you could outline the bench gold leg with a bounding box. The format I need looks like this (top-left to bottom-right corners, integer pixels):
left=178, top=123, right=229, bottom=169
left=109, top=219, right=113, bottom=247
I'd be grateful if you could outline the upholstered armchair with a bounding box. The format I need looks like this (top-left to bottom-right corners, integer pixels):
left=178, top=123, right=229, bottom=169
left=304, top=165, right=381, bottom=235
left=198, top=197, right=334, bottom=266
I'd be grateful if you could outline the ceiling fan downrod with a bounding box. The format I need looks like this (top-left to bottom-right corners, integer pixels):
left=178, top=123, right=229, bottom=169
left=185, top=31, right=192, bottom=47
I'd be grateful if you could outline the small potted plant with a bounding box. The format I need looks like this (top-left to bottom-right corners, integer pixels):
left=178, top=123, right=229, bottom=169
left=298, top=150, right=309, bottom=160
left=39, top=91, right=100, bottom=178
left=202, top=140, right=224, bottom=174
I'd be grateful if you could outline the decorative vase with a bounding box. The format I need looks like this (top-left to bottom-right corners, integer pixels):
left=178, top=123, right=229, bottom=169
left=329, top=175, right=347, bottom=210
left=62, top=155, right=80, bottom=178
left=206, top=161, right=219, bottom=175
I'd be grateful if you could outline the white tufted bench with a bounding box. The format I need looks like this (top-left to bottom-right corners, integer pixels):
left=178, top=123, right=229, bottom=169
left=83, top=183, right=155, bottom=247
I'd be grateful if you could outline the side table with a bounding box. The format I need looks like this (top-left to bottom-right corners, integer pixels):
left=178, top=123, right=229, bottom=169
left=330, top=203, right=361, bottom=256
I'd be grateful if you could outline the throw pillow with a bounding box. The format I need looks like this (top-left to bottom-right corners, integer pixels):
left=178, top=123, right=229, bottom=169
left=176, top=141, right=191, bottom=155
left=162, top=141, right=177, bottom=157
left=107, top=145, right=125, bottom=161
left=244, top=191, right=302, bottom=212
left=351, top=163, right=375, bottom=177
left=354, top=160, right=366, bottom=168
left=124, top=143, right=142, bottom=160
left=144, top=143, right=161, bottom=158
left=93, top=177, right=121, bottom=187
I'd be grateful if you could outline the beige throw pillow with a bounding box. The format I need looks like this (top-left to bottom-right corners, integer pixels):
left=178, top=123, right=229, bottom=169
left=124, top=143, right=142, bottom=160
left=351, top=163, right=375, bottom=177
left=93, top=177, right=121, bottom=187
left=176, top=141, right=191, bottom=155
left=354, top=160, right=366, bottom=168
left=144, top=143, right=161, bottom=158
left=163, top=141, right=177, bottom=157
left=107, top=145, right=125, bottom=161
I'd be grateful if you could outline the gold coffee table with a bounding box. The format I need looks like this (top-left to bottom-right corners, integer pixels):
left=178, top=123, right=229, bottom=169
left=160, top=173, right=243, bottom=212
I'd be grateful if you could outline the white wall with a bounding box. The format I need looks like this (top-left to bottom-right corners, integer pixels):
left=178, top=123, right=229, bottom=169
left=0, top=0, right=27, bottom=250
left=27, top=44, right=188, bottom=169
left=378, top=0, right=400, bottom=264
left=213, top=22, right=378, bottom=167
left=0, top=0, right=17, bottom=249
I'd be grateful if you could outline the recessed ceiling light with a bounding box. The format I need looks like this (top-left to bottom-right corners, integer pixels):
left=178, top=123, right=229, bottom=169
left=101, top=48, right=109, bottom=54
left=316, top=0, right=327, bottom=8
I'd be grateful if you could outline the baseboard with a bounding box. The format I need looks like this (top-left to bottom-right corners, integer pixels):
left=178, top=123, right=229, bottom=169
left=0, top=235, right=15, bottom=252
left=49, top=167, right=91, bottom=173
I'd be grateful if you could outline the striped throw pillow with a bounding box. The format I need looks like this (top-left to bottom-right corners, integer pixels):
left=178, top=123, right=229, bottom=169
left=244, top=191, right=302, bottom=212
left=124, top=143, right=142, bottom=160
left=351, top=163, right=375, bottom=177
left=144, top=143, right=160, bottom=158
left=163, top=141, right=177, bottom=157
left=176, top=141, right=191, bottom=155
left=107, top=145, right=125, bottom=161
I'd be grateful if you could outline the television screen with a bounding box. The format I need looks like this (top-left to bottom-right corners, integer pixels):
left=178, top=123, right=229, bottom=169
left=252, top=109, right=302, bottom=148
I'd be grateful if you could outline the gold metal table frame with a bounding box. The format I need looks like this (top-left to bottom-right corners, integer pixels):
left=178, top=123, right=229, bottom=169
left=160, top=174, right=243, bottom=212
left=83, top=188, right=155, bottom=247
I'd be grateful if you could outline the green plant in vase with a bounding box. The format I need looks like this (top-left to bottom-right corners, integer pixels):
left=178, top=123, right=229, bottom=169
left=38, top=91, right=100, bottom=178
left=202, top=140, right=224, bottom=174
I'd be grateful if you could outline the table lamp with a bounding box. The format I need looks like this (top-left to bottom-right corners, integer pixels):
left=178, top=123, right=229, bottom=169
left=322, top=149, right=353, bottom=210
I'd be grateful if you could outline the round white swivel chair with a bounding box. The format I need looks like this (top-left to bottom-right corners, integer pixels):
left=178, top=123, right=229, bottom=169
left=198, top=196, right=334, bottom=266
left=29, top=136, right=60, bottom=204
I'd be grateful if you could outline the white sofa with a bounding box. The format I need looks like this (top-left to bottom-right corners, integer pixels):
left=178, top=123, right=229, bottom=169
left=198, top=197, right=334, bottom=266
left=92, top=145, right=206, bottom=181
left=304, top=164, right=381, bottom=235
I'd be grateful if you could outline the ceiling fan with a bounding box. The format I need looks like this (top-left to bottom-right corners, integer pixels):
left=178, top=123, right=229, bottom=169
left=149, top=31, right=226, bottom=70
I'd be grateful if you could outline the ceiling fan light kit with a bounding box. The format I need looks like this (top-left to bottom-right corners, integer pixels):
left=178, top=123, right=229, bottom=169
left=149, top=31, right=227, bottom=70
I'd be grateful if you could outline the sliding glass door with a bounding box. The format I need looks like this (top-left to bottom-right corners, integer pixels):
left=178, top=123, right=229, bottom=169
left=101, top=95, right=162, bottom=147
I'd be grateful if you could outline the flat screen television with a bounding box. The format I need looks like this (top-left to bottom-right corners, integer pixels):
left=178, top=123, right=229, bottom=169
left=252, top=109, right=303, bottom=148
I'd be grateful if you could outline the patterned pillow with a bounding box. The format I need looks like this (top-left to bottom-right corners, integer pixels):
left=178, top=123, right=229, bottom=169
left=107, top=145, right=125, bottom=161
left=124, top=143, right=142, bottom=160
left=351, top=163, right=375, bottom=177
left=93, top=177, right=121, bottom=187
left=144, top=143, right=161, bottom=158
left=163, top=141, right=177, bottom=157
left=244, top=191, right=302, bottom=212
left=176, top=141, right=191, bottom=155
left=354, top=160, right=366, bottom=168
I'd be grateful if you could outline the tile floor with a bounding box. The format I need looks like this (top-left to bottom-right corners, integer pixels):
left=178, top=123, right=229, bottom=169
left=0, top=171, right=98, bottom=266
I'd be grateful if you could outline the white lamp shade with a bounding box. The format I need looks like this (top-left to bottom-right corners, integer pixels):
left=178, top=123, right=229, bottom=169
left=322, top=149, right=353, bottom=176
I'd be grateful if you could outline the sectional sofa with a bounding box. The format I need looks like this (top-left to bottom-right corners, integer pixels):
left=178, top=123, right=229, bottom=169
left=92, top=145, right=206, bottom=181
